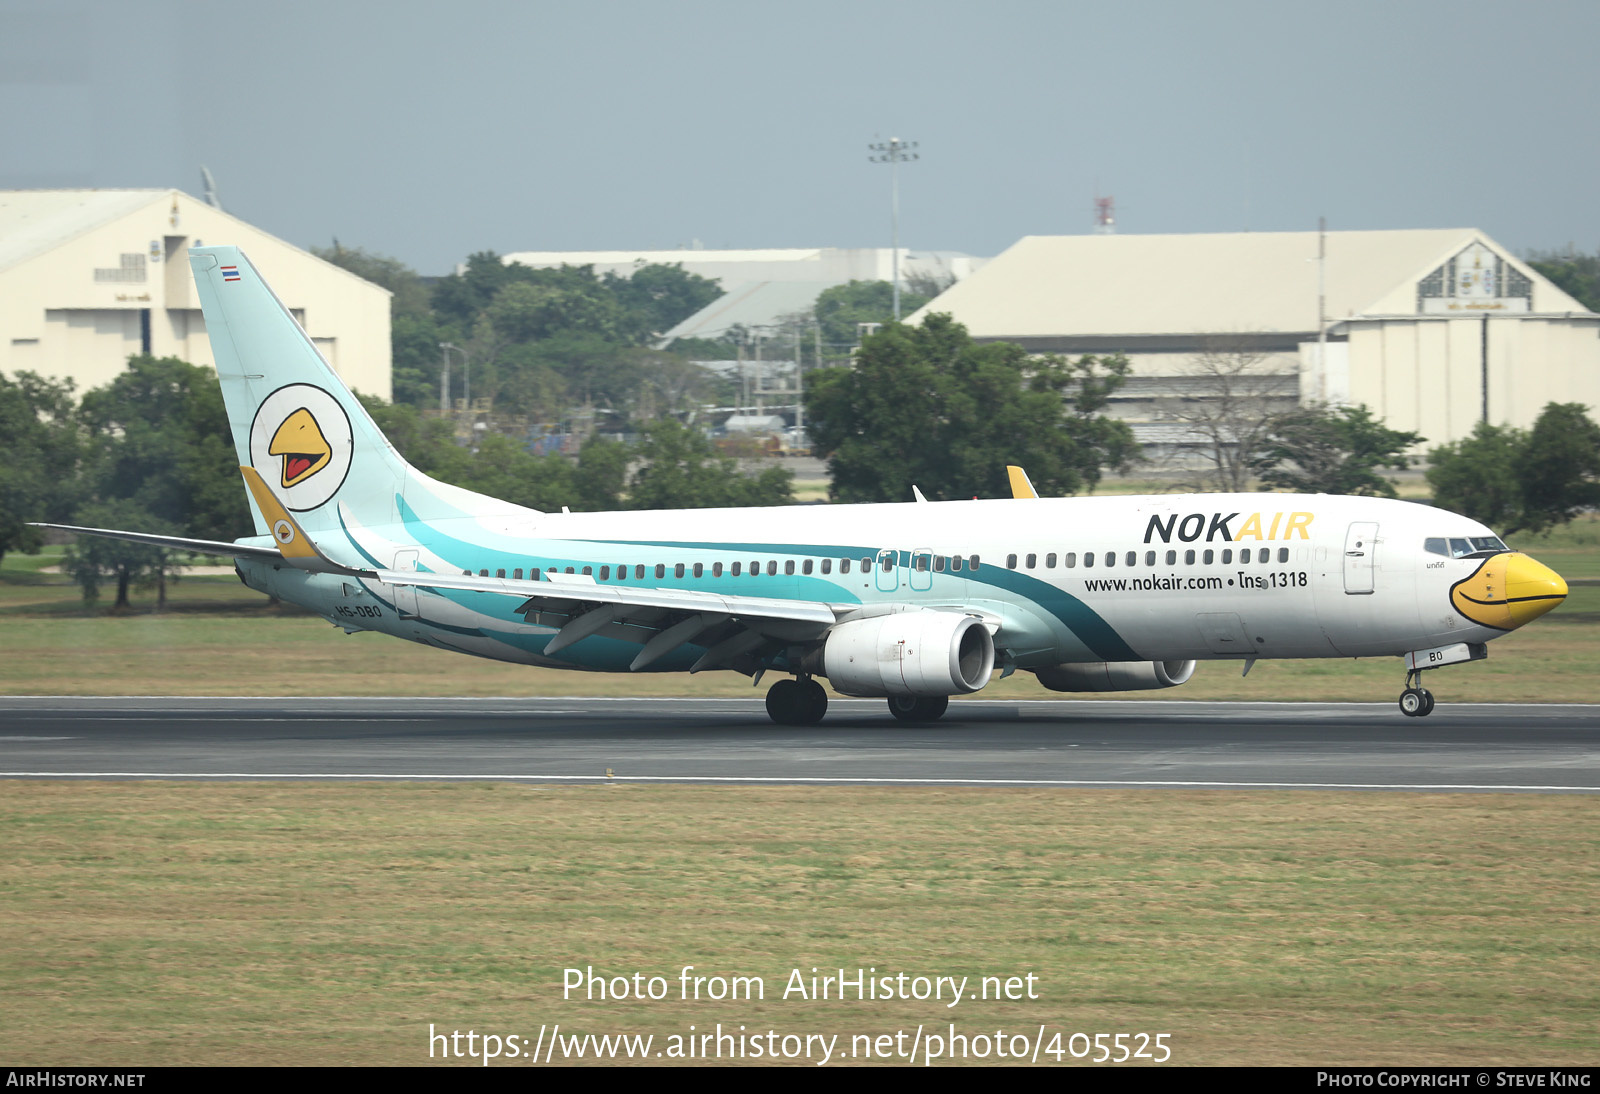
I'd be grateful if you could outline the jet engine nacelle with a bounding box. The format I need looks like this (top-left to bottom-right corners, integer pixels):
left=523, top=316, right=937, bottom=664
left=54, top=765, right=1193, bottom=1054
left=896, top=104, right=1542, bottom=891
left=821, top=611, right=996, bottom=698
left=1033, top=660, right=1197, bottom=692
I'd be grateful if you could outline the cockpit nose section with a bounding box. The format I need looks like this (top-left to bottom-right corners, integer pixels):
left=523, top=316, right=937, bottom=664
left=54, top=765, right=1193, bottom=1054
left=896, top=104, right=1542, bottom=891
left=1449, top=552, right=1568, bottom=631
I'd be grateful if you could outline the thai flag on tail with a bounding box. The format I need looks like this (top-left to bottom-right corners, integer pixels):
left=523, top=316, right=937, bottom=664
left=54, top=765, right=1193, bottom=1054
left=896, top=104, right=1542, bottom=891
left=221, top=265, right=241, bottom=282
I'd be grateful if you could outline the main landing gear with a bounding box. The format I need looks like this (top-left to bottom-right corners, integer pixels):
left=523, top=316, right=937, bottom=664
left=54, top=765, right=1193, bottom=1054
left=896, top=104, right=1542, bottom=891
left=1398, top=668, right=1436, bottom=718
left=887, top=695, right=949, bottom=723
left=765, top=676, right=828, bottom=726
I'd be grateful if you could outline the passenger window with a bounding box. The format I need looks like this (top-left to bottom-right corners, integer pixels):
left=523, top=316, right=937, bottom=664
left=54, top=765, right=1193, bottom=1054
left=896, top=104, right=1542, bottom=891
left=1045, top=553, right=1056, bottom=568
left=1065, top=552, right=1076, bottom=568
left=969, top=555, right=980, bottom=570
left=839, top=559, right=850, bottom=574
left=934, top=556, right=945, bottom=572
left=1184, top=550, right=1195, bottom=565
left=1083, top=552, right=1094, bottom=568
left=785, top=560, right=795, bottom=575
left=582, top=566, right=592, bottom=576
left=654, top=564, right=665, bottom=578
left=1278, top=547, right=1289, bottom=563
left=634, top=565, right=645, bottom=580
left=462, top=570, right=471, bottom=576
left=1240, top=548, right=1252, bottom=563
left=951, top=556, right=962, bottom=572
left=1259, top=551, right=1270, bottom=565
left=752, top=559, right=761, bottom=574
left=479, top=569, right=489, bottom=577
left=1125, top=551, right=1136, bottom=567
left=513, top=568, right=523, bottom=580
left=672, top=563, right=683, bottom=578
left=1025, top=553, right=1036, bottom=569
left=914, top=555, right=928, bottom=572
left=863, top=557, right=873, bottom=571
left=1144, top=551, right=1155, bottom=566
left=692, top=563, right=703, bottom=578
left=822, top=559, right=832, bottom=574
left=1007, top=553, right=1018, bottom=570
left=1202, top=550, right=1212, bottom=565
left=769, top=561, right=779, bottom=576
left=802, top=559, right=813, bottom=575
left=713, top=562, right=723, bottom=577
left=1105, top=552, right=1116, bottom=568
left=598, top=566, right=608, bottom=580
left=732, top=562, right=742, bottom=576
left=1221, top=549, right=1232, bottom=564
left=1165, top=550, right=1176, bottom=565
left=879, top=556, right=892, bottom=573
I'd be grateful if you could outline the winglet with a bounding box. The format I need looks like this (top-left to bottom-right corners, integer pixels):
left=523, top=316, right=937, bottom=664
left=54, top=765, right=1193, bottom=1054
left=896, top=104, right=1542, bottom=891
left=1006, top=465, right=1039, bottom=499
left=239, top=465, right=356, bottom=572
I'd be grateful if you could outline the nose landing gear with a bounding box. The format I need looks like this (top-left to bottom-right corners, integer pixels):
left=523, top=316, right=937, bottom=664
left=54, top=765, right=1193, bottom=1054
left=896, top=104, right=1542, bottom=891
left=765, top=675, right=829, bottom=726
left=1398, top=669, right=1436, bottom=717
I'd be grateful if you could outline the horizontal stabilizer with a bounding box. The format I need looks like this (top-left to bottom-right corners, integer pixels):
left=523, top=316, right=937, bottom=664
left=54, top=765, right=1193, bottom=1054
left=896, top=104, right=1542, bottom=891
left=27, top=523, right=281, bottom=560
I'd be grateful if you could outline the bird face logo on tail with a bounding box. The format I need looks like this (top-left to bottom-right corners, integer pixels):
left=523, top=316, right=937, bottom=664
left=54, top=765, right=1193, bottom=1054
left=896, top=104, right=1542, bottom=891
left=248, top=384, right=353, bottom=511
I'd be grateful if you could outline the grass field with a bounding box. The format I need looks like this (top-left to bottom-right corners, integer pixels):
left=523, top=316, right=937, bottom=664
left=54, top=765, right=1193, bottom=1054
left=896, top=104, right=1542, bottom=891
left=2, top=783, right=1597, bottom=1066
left=4, top=516, right=1597, bottom=702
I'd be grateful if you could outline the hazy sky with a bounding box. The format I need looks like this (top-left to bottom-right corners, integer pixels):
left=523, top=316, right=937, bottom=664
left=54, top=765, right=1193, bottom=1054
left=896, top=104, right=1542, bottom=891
left=5, top=0, right=1597, bottom=273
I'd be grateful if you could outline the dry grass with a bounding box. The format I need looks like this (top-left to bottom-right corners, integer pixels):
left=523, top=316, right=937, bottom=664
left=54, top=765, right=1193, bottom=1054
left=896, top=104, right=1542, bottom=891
left=1, top=783, right=1596, bottom=1066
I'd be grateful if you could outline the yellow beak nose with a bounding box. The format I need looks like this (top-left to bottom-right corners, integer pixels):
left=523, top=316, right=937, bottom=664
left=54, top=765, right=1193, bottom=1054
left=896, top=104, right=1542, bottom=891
left=1450, top=552, right=1568, bottom=631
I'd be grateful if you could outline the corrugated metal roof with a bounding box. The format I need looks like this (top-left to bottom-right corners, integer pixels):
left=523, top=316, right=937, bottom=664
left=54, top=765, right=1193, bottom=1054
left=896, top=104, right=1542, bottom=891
left=907, top=229, right=1587, bottom=338
left=0, top=189, right=168, bottom=272
left=660, top=280, right=836, bottom=343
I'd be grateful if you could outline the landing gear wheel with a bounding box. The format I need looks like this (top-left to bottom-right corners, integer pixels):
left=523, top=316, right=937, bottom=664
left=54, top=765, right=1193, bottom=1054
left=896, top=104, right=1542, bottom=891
left=1399, top=687, right=1425, bottom=717
left=766, top=679, right=801, bottom=725
left=1417, top=688, right=1435, bottom=717
left=797, top=678, right=828, bottom=725
left=888, top=695, right=949, bottom=723
left=766, top=678, right=829, bottom=726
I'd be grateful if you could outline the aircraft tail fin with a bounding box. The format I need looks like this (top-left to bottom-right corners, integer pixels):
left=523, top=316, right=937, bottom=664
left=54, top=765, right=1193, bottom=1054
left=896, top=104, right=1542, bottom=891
left=189, top=245, right=539, bottom=550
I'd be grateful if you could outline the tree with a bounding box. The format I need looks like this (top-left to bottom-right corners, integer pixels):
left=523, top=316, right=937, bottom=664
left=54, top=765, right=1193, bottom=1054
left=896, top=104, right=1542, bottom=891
left=602, top=263, right=723, bottom=341
left=1426, top=422, right=1526, bottom=532
left=812, top=280, right=932, bottom=349
left=1252, top=404, right=1421, bottom=497
left=76, top=356, right=250, bottom=543
left=0, top=371, right=78, bottom=566
left=1158, top=339, right=1300, bottom=491
left=805, top=313, right=1136, bottom=503
left=1513, top=402, right=1600, bottom=533
left=58, top=498, right=176, bottom=610
left=625, top=419, right=792, bottom=510
left=1527, top=248, right=1600, bottom=313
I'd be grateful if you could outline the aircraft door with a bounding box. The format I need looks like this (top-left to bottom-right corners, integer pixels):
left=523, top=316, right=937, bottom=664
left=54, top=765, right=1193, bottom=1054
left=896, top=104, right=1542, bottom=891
left=909, top=549, right=934, bottom=592
left=1343, top=522, right=1377, bottom=595
left=875, top=548, right=900, bottom=593
left=392, top=549, right=421, bottom=619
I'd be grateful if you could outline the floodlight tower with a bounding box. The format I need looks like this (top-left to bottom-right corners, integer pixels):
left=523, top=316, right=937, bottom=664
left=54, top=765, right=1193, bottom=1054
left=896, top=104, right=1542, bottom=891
left=1093, top=194, right=1116, bottom=234
left=868, top=136, right=918, bottom=320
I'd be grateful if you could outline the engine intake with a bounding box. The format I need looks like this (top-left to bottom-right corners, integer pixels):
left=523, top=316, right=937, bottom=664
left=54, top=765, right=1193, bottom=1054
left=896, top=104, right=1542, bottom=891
left=820, top=611, right=996, bottom=698
left=1033, top=660, right=1197, bottom=692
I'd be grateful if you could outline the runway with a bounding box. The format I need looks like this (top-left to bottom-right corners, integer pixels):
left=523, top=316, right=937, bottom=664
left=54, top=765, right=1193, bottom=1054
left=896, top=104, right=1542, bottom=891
left=2, top=696, right=1598, bottom=792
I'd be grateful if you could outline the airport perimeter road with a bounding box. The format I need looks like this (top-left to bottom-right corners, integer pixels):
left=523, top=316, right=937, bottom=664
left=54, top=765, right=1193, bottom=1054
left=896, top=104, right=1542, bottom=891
left=2, top=697, right=1598, bottom=792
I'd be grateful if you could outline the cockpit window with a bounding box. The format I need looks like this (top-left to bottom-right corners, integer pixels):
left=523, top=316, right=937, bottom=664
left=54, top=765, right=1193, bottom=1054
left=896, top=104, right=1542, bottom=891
left=1426, top=535, right=1508, bottom=559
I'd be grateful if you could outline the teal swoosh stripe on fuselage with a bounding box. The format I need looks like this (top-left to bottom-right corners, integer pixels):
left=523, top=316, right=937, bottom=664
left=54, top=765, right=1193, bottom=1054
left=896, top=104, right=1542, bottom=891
left=381, top=504, right=1138, bottom=664
left=583, top=537, right=1141, bottom=663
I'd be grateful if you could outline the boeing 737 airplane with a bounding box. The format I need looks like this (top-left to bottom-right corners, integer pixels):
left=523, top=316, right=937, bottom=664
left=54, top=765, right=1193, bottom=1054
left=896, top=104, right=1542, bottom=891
left=36, top=246, right=1570, bottom=724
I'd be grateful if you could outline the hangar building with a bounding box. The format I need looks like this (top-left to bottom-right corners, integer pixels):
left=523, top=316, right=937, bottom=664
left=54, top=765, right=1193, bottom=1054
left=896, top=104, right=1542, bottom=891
left=0, top=189, right=393, bottom=399
left=911, top=229, right=1600, bottom=448
left=499, top=246, right=988, bottom=345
